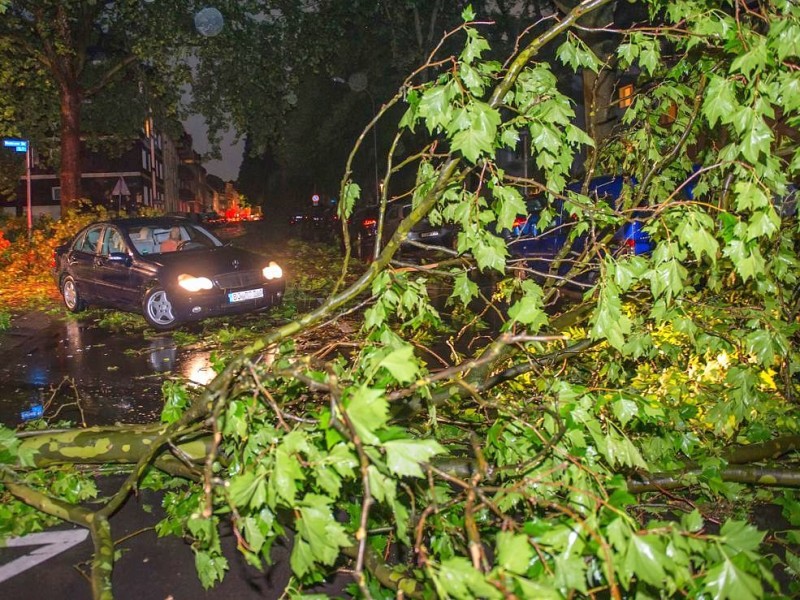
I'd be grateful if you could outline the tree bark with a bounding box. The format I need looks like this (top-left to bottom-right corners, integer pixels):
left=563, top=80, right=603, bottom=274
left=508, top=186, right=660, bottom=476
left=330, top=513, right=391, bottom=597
left=59, top=83, right=83, bottom=213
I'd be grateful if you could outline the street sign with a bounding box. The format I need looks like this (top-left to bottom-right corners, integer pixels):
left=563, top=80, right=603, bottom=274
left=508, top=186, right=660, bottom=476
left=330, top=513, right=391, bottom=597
left=112, top=177, right=130, bottom=196
left=3, top=139, right=28, bottom=153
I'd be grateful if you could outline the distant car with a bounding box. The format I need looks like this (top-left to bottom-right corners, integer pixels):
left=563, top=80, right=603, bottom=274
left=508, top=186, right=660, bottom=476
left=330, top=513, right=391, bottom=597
left=53, top=217, right=284, bottom=330
left=342, top=202, right=456, bottom=261
left=343, top=205, right=379, bottom=260
left=506, top=175, right=657, bottom=283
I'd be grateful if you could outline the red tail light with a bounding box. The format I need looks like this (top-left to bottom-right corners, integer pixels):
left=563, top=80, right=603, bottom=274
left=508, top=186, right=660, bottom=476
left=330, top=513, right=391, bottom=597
left=51, top=251, right=57, bottom=269
left=362, top=218, right=377, bottom=228
left=625, top=238, right=635, bottom=248
left=513, top=216, right=527, bottom=229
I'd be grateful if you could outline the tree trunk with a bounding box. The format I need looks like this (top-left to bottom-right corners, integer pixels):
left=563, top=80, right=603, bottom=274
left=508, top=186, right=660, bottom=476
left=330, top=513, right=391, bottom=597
left=59, top=85, right=83, bottom=214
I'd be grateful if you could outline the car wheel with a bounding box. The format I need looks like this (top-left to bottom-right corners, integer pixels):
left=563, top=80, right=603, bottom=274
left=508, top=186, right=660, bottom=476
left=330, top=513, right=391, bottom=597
left=61, top=275, right=86, bottom=312
left=143, top=287, right=179, bottom=330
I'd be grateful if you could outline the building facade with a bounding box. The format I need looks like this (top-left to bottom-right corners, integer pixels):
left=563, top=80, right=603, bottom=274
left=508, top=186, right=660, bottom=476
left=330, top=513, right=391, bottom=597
left=1, top=122, right=215, bottom=219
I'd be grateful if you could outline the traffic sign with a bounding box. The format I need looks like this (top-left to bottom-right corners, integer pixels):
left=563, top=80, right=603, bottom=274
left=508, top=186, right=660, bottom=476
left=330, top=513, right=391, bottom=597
left=3, top=139, right=28, bottom=153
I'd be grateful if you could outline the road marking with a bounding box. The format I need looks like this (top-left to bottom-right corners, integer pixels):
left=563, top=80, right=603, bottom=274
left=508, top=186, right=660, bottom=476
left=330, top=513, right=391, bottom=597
left=0, top=529, right=89, bottom=583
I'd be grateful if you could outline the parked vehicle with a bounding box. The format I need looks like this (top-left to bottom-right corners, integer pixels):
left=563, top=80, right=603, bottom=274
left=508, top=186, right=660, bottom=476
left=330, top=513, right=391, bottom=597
left=53, top=217, right=284, bottom=330
left=342, top=202, right=456, bottom=261
left=384, top=201, right=457, bottom=255
left=341, top=205, right=379, bottom=260
left=506, top=175, right=656, bottom=283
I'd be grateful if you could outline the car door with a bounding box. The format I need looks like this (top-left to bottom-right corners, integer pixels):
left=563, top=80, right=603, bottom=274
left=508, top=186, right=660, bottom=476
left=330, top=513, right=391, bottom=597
left=67, top=225, right=104, bottom=301
left=92, top=226, right=138, bottom=308
left=383, top=203, right=406, bottom=243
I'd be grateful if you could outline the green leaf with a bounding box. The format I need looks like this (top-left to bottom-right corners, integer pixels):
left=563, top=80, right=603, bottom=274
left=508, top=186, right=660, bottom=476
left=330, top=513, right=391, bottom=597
left=730, top=37, right=768, bottom=78
left=612, top=397, right=638, bottom=427
left=733, top=180, right=770, bottom=212
left=378, top=344, right=419, bottom=383
left=496, top=531, right=533, bottom=575
left=529, top=121, right=562, bottom=154
left=228, top=471, right=266, bottom=508
left=345, top=386, right=389, bottom=445
left=383, top=438, right=446, bottom=478
left=452, top=272, right=479, bottom=304
left=746, top=209, right=780, bottom=240
left=508, top=279, right=548, bottom=331
left=451, top=102, right=501, bottom=163
left=556, top=36, right=599, bottom=72
left=272, top=445, right=305, bottom=505
left=590, top=284, right=632, bottom=351
left=472, top=232, right=508, bottom=272
left=194, top=550, right=229, bottom=589
left=624, top=534, right=667, bottom=587
left=436, top=557, right=502, bottom=599
left=704, top=557, right=763, bottom=600
left=722, top=240, right=765, bottom=282
left=703, top=76, right=738, bottom=127
left=418, top=83, right=455, bottom=133
left=160, top=381, right=189, bottom=424
left=649, top=257, right=687, bottom=301
left=674, top=212, right=719, bottom=263
left=718, top=520, right=765, bottom=554
left=461, top=28, right=490, bottom=65
left=493, top=185, right=526, bottom=231
left=294, top=494, right=351, bottom=571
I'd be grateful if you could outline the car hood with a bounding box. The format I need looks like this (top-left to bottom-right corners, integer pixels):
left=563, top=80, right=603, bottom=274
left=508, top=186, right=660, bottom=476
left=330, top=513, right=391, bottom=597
left=145, top=246, right=270, bottom=274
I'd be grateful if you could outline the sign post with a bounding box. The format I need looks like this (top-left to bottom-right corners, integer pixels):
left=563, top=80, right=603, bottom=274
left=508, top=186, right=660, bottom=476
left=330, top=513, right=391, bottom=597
left=3, top=139, right=32, bottom=239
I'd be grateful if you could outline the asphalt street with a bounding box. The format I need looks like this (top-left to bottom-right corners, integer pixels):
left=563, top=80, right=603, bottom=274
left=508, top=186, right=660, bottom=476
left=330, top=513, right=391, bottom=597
left=0, top=476, right=349, bottom=599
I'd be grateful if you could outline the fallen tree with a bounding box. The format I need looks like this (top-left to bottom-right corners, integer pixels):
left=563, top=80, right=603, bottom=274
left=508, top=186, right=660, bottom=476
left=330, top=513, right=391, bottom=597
left=3, top=1, right=800, bottom=598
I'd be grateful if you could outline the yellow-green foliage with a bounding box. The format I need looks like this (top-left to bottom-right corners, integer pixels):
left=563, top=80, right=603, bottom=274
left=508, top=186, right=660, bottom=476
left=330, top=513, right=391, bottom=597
left=0, top=201, right=110, bottom=309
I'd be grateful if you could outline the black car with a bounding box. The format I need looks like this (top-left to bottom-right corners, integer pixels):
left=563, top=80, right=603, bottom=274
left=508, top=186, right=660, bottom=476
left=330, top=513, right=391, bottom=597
left=342, top=205, right=379, bottom=260
left=342, top=202, right=456, bottom=261
left=53, top=217, right=285, bottom=330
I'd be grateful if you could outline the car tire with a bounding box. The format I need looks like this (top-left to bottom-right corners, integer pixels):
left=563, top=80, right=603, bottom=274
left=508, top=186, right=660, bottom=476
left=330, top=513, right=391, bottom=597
left=143, top=286, right=179, bottom=330
left=61, top=275, right=86, bottom=312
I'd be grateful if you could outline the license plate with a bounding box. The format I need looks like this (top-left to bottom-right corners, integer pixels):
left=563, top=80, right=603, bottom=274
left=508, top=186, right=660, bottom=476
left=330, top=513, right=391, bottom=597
left=420, top=231, right=438, bottom=238
left=228, top=288, right=264, bottom=303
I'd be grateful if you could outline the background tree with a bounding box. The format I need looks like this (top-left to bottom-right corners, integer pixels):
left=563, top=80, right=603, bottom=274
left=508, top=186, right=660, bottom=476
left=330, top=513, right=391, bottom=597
left=236, top=0, right=556, bottom=215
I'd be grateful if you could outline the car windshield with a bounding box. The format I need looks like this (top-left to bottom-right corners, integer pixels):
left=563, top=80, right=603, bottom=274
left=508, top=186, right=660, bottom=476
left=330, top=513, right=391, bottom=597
left=126, top=222, right=222, bottom=256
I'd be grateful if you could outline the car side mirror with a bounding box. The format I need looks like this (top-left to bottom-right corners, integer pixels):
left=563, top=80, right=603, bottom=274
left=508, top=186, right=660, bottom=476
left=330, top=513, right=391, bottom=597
left=109, top=252, right=132, bottom=267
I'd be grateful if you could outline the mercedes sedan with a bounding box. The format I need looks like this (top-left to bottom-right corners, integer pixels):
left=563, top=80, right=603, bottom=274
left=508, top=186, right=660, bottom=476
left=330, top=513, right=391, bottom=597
left=53, top=217, right=284, bottom=330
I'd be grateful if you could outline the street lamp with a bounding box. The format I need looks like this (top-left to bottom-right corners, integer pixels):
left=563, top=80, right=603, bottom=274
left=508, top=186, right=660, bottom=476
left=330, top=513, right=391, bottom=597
left=333, top=74, right=380, bottom=202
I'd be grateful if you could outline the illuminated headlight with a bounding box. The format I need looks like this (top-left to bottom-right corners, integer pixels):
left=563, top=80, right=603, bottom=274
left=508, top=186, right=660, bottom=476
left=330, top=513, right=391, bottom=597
left=262, top=261, right=283, bottom=280
left=178, top=274, right=213, bottom=292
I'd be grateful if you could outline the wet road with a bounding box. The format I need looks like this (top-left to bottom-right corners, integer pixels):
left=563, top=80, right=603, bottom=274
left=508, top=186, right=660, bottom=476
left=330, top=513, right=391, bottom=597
left=0, top=309, right=215, bottom=427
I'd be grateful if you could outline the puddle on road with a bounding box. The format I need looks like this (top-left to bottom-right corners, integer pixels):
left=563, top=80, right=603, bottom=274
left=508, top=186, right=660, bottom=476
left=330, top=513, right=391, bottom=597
left=0, top=312, right=214, bottom=427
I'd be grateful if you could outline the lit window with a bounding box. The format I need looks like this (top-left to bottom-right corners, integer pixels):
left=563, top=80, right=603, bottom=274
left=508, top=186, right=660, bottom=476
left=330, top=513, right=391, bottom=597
left=619, top=84, right=634, bottom=108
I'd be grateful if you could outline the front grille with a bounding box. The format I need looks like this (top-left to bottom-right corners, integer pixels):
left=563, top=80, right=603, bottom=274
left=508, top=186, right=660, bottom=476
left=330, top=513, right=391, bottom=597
left=214, top=270, right=263, bottom=290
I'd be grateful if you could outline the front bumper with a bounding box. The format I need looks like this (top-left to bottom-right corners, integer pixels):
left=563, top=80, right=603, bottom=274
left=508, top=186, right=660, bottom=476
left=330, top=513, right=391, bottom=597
left=170, top=279, right=285, bottom=321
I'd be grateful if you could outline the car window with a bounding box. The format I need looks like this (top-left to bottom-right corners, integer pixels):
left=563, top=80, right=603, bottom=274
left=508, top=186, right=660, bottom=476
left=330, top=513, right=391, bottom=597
left=150, top=222, right=221, bottom=253
left=100, top=228, right=126, bottom=256
left=74, top=225, right=103, bottom=254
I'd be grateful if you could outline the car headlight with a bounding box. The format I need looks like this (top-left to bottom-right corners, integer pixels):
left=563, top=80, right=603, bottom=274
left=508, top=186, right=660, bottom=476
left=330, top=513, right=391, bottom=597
left=178, top=274, right=214, bottom=292
left=262, top=261, right=283, bottom=280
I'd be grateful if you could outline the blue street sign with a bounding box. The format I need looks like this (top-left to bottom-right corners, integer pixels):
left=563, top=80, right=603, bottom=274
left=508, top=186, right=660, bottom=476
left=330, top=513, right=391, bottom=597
left=3, top=139, right=28, bottom=153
